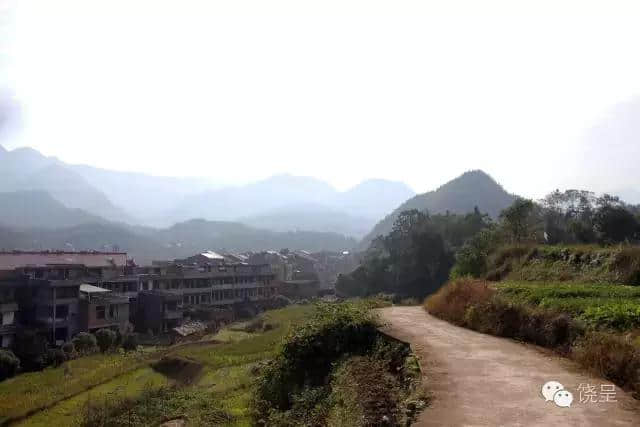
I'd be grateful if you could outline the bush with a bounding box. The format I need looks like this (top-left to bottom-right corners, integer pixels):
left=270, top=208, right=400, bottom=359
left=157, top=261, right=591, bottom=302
left=121, top=333, right=138, bottom=352
left=424, top=278, right=495, bottom=325
left=72, top=332, right=97, bottom=355
left=45, top=348, right=67, bottom=367
left=609, top=247, right=640, bottom=285
left=61, top=341, right=77, bottom=359
left=95, top=329, right=117, bottom=353
left=0, top=349, right=20, bottom=380
left=81, top=386, right=233, bottom=426
left=12, top=329, right=48, bottom=371
left=272, top=295, right=292, bottom=308
left=253, top=302, right=379, bottom=417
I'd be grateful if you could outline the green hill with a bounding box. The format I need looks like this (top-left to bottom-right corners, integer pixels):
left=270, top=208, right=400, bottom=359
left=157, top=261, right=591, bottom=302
left=360, top=170, right=516, bottom=248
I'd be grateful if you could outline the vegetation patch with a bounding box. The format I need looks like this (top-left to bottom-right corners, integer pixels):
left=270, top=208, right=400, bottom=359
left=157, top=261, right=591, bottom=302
left=80, top=386, right=233, bottom=427
left=8, top=305, right=314, bottom=426
left=252, top=301, right=424, bottom=426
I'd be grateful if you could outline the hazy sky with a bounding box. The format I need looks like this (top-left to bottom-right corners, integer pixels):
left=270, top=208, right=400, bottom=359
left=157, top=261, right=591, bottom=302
left=2, top=0, right=640, bottom=198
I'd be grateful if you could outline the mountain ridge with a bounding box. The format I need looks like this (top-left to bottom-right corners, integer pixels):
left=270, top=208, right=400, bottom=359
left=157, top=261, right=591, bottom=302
left=360, top=170, right=517, bottom=248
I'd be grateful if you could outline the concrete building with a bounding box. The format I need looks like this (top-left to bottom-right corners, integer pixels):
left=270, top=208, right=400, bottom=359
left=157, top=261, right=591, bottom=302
left=0, top=272, right=24, bottom=348
left=0, top=251, right=129, bottom=345
left=136, top=290, right=183, bottom=334
left=78, top=284, right=130, bottom=333
left=248, top=250, right=294, bottom=282
left=16, top=277, right=81, bottom=345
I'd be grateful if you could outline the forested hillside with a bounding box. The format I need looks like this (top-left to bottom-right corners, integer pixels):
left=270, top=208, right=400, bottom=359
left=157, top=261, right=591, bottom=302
left=360, top=170, right=515, bottom=248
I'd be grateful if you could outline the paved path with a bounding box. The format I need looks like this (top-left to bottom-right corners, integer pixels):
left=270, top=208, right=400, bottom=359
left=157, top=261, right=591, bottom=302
left=380, top=306, right=640, bottom=427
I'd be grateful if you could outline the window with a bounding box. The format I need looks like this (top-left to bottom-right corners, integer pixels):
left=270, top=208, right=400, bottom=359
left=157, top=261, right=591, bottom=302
left=96, top=305, right=105, bottom=319
left=109, top=305, right=118, bottom=319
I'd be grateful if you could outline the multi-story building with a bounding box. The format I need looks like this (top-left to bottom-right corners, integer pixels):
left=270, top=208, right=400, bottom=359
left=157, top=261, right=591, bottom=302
left=0, top=251, right=129, bottom=345
left=248, top=250, right=294, bottom=282
left=136, top=290, right=183, bottom=334
left=0, top=250, right=278, bottom=340
left=0, top=272, right=24, bottom=348
left=78, top=284, right=130, bottom=333
left=138, top=261, right=278, bottom=307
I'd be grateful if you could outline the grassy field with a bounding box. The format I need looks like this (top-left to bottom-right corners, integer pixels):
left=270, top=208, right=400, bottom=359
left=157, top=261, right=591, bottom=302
left=497, top=281, right=640, bottom=331
left=0, top=350, right=161, bottom=424
left=2, top=304, right=314, bottom=426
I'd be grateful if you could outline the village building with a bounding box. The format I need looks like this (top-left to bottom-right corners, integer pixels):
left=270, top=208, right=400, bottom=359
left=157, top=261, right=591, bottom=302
left=0, top=272, right=24, bottom=348
left=78, top=284, right=130, bottom=333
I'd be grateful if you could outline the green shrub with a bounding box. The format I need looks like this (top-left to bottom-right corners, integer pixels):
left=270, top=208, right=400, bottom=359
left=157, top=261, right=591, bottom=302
left=61, top=341, right=76, bottom=358
left=45, top=348, right=67, bottom=368
left=121, top=333, right=138, bottom=352
left=95, top=329, right=117, bottom=353
left=81, top=386, right=233, bottom=426
left=12, top=329, right=48, bottom=371
left=253, top=301, right=379, bottom=417
left=0, top=349, right=20, bottom=380
left=72, top=332, right=97, bottom=355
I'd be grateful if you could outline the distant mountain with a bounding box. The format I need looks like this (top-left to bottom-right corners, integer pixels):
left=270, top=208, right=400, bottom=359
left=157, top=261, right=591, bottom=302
left=240, top=203, right=376, bottom=238
left=17, top=164, right=133, bottom=223
left=168, top=174, right=415, bottom=230
left=0, top=145, right=416, bottom=236
left=69, top=163, right=217, bottom=223
left=0, top=218, right=357, bottom=264
left=361, top=170, right=516, bottom=248
left=167, top=174, right=340, bottom=224
left=0, top=191, right=107, bottom=229
left=0, top=147, right=133, bottom=223
left=336, top=179, right=415, bottom=219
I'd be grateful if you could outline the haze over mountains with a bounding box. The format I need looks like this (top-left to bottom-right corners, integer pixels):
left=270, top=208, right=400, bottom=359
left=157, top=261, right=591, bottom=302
left=0, top=143, right=527, bottom=262
left=0, top=145, right=414, bottom=237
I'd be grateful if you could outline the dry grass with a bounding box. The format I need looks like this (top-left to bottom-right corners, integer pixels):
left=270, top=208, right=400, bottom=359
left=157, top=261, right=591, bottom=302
left=424, top=277, right=495, bottom=325
left=573, top=333, right=640, bottom=398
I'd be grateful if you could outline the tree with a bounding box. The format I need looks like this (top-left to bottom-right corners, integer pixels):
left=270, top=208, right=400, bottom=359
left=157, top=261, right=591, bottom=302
left=121, top=333, right=138, bottom=352
left=500, top=198, right=538, bottom=244
left=13, top=329, right=48, bottom=370
left=72, top=332, right=97, bottom=355
left=95, top=329, right=117, bottom=353
left=594, top=205, right=639, bottom=243
left=0, top=349, right=20, bottom=380
left=45, top=348, right=67, bottom=367
left=451, top=226, right=501, bottom=278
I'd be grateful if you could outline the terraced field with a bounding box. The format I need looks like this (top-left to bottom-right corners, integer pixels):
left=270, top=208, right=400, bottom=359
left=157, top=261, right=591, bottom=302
left=2, top=305, right=314, bottom=426
left=498, top=281, right=640, bottom=331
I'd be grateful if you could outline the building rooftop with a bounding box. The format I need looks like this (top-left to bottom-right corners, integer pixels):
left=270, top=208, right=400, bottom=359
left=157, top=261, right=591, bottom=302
left=201, top=251, right=225, bottom=260
left=0, top=251, right=128, bottom=270
left=79, top=284, right=111, bottom=294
